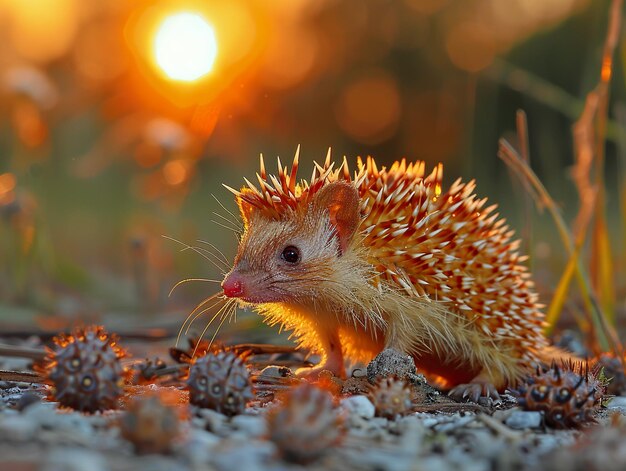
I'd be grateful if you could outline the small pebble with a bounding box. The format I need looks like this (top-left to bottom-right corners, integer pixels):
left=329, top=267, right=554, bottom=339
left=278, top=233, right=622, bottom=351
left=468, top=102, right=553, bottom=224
left=505, top=410, right=543, bottom=429
left=340, top=395, right=375, bottom=419
left=366, top=349, right=417, bottom=383
left=231, top=414, right=267, bottom=438
left=417, top=415, right=440, bottom=428
left=211, top=440, right=276, bottom=471
left=606, top=396, right=626, bottom=409
left=16, top=392, right=41, bottom=411
left=183, top=429, right=222, bottom=465
left=41, top=448, right=108, bottom=471
left=193, top=407, right=229, bottom=436
left=0, top=414, right=37, bottom=440
left=258, top=366, right=293, bottom=379
left=434, top=415, right=475, bottom=433
left=24, top=403, right=95, bottom=437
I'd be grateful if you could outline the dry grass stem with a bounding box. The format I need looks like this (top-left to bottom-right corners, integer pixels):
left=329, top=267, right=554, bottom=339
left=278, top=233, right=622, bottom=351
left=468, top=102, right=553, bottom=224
left=498, top=136, right=616, bottom=353
left=572, top=0, right=622, bottom=323
left=515, top=110, right=534, bottom=263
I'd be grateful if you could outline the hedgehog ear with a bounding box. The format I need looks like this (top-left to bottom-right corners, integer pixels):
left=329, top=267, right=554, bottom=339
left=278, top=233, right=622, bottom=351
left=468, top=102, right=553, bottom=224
left=313, top=181, right=360, bottom=255
left=237, top=189, right=256, bottom=228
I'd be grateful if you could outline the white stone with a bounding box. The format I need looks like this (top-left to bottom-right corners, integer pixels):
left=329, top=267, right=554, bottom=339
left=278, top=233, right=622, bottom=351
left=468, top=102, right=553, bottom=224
left=505, top=410, right=542, bottom=429
left=230, top=414, right=267, bottom=438
left=41, top=448, right=108, bottom=471
left=0, top=415, right=37, bottom=440
left=340, top=395, right=375, bottom=418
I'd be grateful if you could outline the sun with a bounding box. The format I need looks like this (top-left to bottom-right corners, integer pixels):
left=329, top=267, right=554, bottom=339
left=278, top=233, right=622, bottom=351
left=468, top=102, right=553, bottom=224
left=154, top=12, right=218, bottom=82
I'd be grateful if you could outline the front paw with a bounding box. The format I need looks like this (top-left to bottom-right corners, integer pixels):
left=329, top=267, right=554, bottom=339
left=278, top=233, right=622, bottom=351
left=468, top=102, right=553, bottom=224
left=448, top=382, right=501, bottom=403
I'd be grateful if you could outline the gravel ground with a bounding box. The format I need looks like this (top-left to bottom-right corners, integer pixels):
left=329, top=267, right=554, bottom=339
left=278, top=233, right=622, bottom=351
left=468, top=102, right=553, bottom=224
left=0, top=345, right=624, bottom=471
left=1, top=386, right=623, bottom=471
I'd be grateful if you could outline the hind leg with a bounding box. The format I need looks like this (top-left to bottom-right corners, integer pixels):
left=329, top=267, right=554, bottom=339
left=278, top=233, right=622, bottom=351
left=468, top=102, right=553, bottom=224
left=448, top=370, right=502, bottom=402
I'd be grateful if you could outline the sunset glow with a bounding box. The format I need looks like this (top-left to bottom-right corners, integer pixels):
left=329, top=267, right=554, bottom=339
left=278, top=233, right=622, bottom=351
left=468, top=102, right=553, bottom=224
left=154, top=12, right=217, bottom=82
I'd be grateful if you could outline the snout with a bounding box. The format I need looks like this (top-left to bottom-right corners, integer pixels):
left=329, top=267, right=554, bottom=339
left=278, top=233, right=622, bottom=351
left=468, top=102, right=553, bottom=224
left=222, top=268, right=278, bottom=303
left=221, top=271, right=245, bottom=298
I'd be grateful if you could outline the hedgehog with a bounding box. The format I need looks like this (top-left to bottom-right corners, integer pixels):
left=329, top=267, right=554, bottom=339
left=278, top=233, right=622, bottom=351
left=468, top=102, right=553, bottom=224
left=219, top=148, right=569, bottom=400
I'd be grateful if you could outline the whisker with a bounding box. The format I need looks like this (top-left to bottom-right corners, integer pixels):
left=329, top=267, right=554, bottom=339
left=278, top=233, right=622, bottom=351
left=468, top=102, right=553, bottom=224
left=176, top=292, right=223, bottom=347
left=184, top=297, right=228, bottom=336
left=179, top=246, right=228, bottom=272
left=205, top=301, right=237, bottom=354
left=212, top=211, right=241, bottom=231
left=212, top=194, right=242, bottom=228
left=190, top=246, right=230, bottom=272
left=210, top=219, right=242, bottom=235
left=196, top=239, right=229, bottom=265
left=169, top=278, right=222, bottom=297
left=185, top=305, right=225, bottom=351
left=163, top=235, right=226, bottom=271
left=192, top=299, right=235, bottom=358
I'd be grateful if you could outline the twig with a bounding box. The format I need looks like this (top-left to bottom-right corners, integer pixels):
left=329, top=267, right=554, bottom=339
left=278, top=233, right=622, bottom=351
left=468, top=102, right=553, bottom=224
left=411, top=403, right=489, bottom=414
left=150, top=364, right=188, bottom=378
left=0, top=344, right=46, bottom=360
left=229, top=344, right=299, bottom=355
left=247, top=359, right=310, bottom=368
left=0, top=370, right=44, bottom=383
left=0, top=326, right=179, bottom=342
left=251, top=373, right=301, bottom=387
left=476, top=413, right=523, bottom=440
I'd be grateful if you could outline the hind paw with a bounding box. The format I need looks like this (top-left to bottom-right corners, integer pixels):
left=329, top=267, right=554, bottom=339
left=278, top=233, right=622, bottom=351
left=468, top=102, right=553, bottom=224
left=449, top=381, right=501, bottom=403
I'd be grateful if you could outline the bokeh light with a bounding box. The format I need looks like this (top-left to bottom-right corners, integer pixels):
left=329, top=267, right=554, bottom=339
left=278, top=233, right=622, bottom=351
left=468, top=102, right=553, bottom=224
left=0, top=0, right=79, bottom=63
left=0, top=173, right=16, bottom=205
left=153, top=12, right=218, bottom=82
left=335, top=71, right=401, bottom=145
left=126, top=1, right=263, bottom=108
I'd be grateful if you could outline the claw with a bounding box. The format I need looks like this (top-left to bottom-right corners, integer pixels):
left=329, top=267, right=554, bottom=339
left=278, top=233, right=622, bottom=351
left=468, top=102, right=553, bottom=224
left=449, top=382, right=501, bottom=403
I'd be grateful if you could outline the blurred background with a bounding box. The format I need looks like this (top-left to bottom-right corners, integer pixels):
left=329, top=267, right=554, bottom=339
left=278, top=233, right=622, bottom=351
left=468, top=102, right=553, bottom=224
left=0, top=0, right=624, bottom=339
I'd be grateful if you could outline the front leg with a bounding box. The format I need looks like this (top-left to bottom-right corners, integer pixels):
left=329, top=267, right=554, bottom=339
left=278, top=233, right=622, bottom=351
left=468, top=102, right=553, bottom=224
left=296, top=327, right=345, bottom=379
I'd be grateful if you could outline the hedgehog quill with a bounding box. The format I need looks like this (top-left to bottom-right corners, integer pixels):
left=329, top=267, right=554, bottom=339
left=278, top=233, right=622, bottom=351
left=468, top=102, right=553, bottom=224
left=219, top=148, right=571, bottom=400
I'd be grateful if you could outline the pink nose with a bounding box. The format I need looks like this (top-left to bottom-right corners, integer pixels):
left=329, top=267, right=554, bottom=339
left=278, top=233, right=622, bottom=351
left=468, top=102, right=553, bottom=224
left=222, top=273, right=244, bottom=298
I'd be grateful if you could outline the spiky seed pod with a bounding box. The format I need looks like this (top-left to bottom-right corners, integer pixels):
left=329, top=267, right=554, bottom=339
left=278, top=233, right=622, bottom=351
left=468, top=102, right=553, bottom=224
left=37, top=326, right=128, bottom=413
left=266, top=383, right=344, bottom=464
left=512, top=361, right=606, bottom=429
left=187, top=350, right=253, bottom=416
left=368, top=376, right=413, bottom=420
left=120, top=394, right=180, bottom=455
left=593, top=354, right=626, bottom=396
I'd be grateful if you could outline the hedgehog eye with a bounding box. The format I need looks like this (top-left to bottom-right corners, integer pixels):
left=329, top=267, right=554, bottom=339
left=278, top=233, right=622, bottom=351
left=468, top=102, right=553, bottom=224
left=281, top=246, right=301, bottom=264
